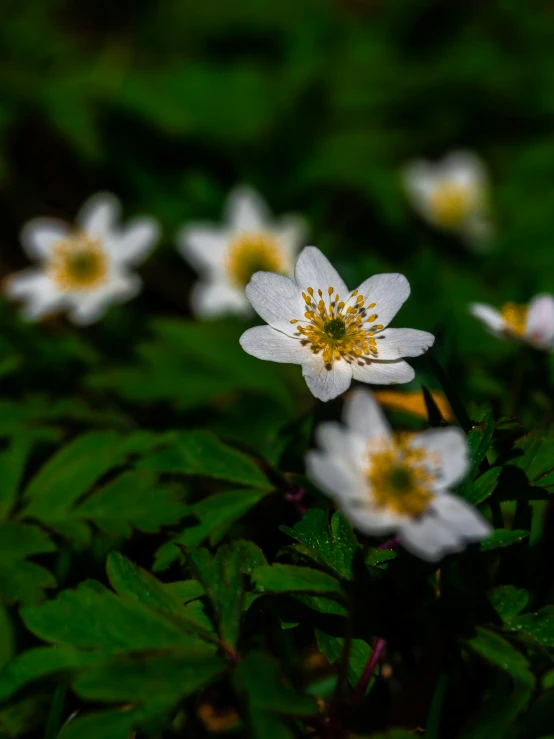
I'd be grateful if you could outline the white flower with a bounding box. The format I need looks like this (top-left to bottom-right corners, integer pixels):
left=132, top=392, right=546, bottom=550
left=306, top=389, right=492, bottom=562
left=402, top=150, right=493, bottom=248
left=177, top=185, right=307, bottom=317
left=6, top=193, right=159, bottom=325
left=470, top=294, right=554, bottom=350
left=239, top=246, right=435, bottom=402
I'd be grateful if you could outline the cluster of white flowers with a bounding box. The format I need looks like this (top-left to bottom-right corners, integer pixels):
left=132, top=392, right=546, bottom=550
left=7, top=162, right=528, bottom=563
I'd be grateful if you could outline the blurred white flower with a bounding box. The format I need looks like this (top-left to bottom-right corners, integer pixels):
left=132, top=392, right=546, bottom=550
left=470, top=294, right=554, bottom=350
left=402, top=150, right=493, bottom=248
left=6, top=193, right=159, bottom=325
left=306, top=389, right=492, bottom=561
left=177, top=185, right=307, bottom=317
left=239, top=246, right=434, bottom=402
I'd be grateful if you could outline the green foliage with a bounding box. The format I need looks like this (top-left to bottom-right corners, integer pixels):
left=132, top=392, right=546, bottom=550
left=1, top=0, right=554, bottom=735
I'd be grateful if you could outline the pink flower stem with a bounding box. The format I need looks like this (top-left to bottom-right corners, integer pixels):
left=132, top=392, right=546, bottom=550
left=350, top=637, right=387, bottom=704
left=376, top=535, right=400, bottom=551
left=285, top=487, right=308, bottom=516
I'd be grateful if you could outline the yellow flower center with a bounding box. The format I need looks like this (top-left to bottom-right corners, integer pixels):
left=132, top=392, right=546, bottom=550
left=226, top=232, right=284, bottom=289
left=429, top=181, right=472, bottom=228
left=367, top=433, right=437, bottom=517
left=49, top=234, right=108, bottom=291
left=290, top=287, right=384, bottom=368
left=500, top=302, right=529, bottom=338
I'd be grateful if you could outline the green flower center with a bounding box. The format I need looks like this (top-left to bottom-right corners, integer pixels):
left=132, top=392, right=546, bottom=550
left=324, top=318, right=346, bottom=340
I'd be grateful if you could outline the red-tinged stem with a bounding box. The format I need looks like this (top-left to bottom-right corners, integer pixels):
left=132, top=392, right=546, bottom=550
left=350, top=637, right=387, bottom=704
left=285, top=487, right=308, bottom=516
left=376, top=536, right=400, bottom=551
left=221, top=643, right=240, bottom=665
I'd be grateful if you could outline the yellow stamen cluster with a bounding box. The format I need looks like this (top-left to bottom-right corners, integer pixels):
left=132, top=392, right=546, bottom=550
left=226, top=232, right=284, bottom=289
left=290, top=286, right=384, bottom=368
left=429, top=181, right=472, bottom=228
left=367, top=433, right=437, bottom=516
left=500, top=302, right=529, bottom=338
left=49, top=234, right=108, bottom=291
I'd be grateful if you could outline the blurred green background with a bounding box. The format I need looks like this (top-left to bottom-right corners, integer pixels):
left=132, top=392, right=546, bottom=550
left=1, top=0, right=554, bottom=424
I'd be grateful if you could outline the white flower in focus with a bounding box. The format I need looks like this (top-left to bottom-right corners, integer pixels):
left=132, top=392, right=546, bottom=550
left=239, top=246, right=435, bottom=402
left=306, top=389, right=492, bottom=562
left=6, top=193, right=159, bottom=325
left=470, top=294, right=554, bottom=350
left=402, top=150, right=493, bottom=248
left=177, top=185, right=307, bottom=317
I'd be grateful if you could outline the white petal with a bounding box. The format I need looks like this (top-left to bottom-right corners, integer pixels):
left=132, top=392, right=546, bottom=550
left=342, top=502, right=405, bottom=535
left=306, top=450, right=361, bottom=502
left=343, top=388, right=392, bottom=441
left=469, top=303, right=505, bottom=334
left=225, top=185, right=270, bottom=231
left=177, top=224, right=229, bottom=274
left=275, top=215, right=309, bottom=264
left=303, top=359, right=353, bottom=402
left=431, top=494, right=492, bottom=541
left=525, top=293, right=554, bottom=348
left=294, top=246, right=349, bottom=296
left=356, top=273, right=410, bottom=328
left=6, top=270, right=66, bottom=320
left=245, top=271, right=305, bottom=334
left=192, top=280, right=250, bottom=318
left=352, top=359, right=415, bottom=385
left=68, top=274, right=141, bottom=325
left=398, top=513, right=464, bottom=562
left=314, top=421, right=367, bottom=464
left=110, top=217, right=160, bottom=265
left=77, top=192, right=121, bottom=240
left=375, top=328, right=435, bottom=360
left=410, top=427, right=470, bottom=490
left=442, top=150, right=488, bottom=194
left=402, top=160, right=437, bottom=216
left=20, top=219, right=68, bottom=261
left=240, top=326, right=309, bottom=364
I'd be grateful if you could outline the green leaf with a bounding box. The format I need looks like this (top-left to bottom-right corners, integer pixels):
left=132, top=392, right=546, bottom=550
left=466, top=627, right=534, bottom=687
left=0, top=604, right=14, bottom=670
left=154, top=488, right=270, bottom=571
left=0, top=647, right=101, bottom=701
left=280, top=509, right=358, bottom=580
left=480, top=529, right=529, bottom=551
left=0, top=693, right=50, bottom=737
left=0, top=522, right=56, bottom=604
left=236, top=651, right=317, bottom=716
left=138, top=430, right=273, bottom=489
left=73, top=649, right=225, bottom=702
left=57, top=703, right=173, bottom=739
left=20, top=431, right=168, bottom=522
left=315, top=630, right=372, bottom=687
left=508, top=424, right=554, bottom=490
left=461, top=467, right=501, bottom=506
left=505, top=606, right=554, bottom=647
left=252, top=564, right=343, bottom=596
left=190, top=541, right=266, bottom=649
left=106, top=552, right=207, bottom=626
left=20, top=581, right=212, bottom=650
left=0, top=437, right=32, bottom=519
left=489, top=586, right=529, bottom=621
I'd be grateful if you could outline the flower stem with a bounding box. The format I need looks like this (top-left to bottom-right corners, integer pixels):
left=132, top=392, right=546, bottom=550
left=285, top=487, right=308, bottom=516
left=350, top=637, right=387, bottom=704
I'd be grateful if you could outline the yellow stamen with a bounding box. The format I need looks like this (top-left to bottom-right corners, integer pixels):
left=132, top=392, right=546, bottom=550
left=429, top=181, right=473, bottom=228
left=500, top=302, right=528, bottom=338
left=225, top=232, right=284, bottom=289
left=291, top=285, right=381, bottom=368
left=48, top=233, right=108, bottom=291
left=367, top=433, right=436, bottom=516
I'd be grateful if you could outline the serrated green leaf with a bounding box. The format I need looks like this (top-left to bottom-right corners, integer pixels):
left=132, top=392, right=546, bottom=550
left=0, top=437, right=32, bottom=520
left=489, top=586, right=529, bottom=621
left=505, top=606, right=554, bottom=647
left=480, top=529, right=529, bottom=551
left=509, top=424, right=554, bottom=490
left=466, top=627, right=534, bottom=687
left=0, top=604, right=14, bottom=670
left=138, top=430, right=272, bottom=489
left=73, top=649, right=225, bottom=702
left=461, top=467, right=501, bottom=505
left=252, top=564, right=343, bottom=596
left=315, top=629, right=372, bottom=687
left=57, top=702, right=173, bottom=739
left=280, top=509, right=358, bottom=580
left=154, top=488, right=270, bottom=571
